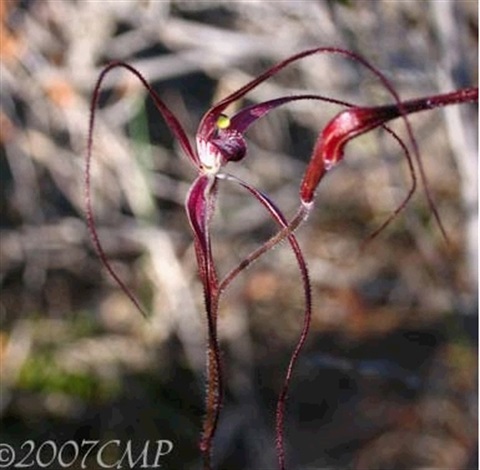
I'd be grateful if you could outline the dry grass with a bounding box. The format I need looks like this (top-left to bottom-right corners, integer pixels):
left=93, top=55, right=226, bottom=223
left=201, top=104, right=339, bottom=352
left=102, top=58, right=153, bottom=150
left=0, top=1, right=477, bottom=469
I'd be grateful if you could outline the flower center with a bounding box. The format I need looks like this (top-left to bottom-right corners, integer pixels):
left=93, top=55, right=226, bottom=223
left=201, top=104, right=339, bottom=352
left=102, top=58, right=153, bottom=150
left=197, top=138, right=222, bottom=175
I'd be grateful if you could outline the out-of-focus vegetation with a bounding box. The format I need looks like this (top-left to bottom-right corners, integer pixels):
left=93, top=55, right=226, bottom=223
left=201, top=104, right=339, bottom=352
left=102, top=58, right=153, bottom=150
left=1, top=1, right=477, bottom=469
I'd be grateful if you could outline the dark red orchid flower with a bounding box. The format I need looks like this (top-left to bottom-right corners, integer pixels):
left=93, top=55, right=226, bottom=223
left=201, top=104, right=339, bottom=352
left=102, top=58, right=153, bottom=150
left=86, top=47, right=478, bottom=470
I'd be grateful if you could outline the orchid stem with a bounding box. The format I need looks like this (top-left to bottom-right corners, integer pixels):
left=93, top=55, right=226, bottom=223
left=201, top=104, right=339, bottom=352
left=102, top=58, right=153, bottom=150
left=219, top=201, right=312, bottom=295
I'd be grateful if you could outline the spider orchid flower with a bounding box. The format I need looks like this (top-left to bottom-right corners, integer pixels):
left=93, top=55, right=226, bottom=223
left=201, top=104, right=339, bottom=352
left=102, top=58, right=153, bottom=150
left=86, top=47, right=478, bottom=470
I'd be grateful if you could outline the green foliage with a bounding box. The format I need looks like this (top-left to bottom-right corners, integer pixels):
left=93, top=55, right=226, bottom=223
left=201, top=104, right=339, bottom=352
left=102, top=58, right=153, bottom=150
left=18, top=354, right=118, bottom=401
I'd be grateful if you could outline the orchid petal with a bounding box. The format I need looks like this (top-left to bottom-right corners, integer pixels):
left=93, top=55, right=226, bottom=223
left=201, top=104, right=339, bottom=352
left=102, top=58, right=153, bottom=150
left=186, top=175, right=217, bottom=258
left=185, top=175, right=219, bottom=314
left=197, top=46, right=407, bottom=141
left=89, top=61, right=198, bottom=167
left=185, top=174, right=223, bottom=466
left=203, top=94, right=353, bottom=166
left=217, top=173, right=311, bottom=470
left=86, top=62, right=198, bottom=318
left=300, top=88, right=478, bottom=222
left=229, top=94, right=352, bottom=134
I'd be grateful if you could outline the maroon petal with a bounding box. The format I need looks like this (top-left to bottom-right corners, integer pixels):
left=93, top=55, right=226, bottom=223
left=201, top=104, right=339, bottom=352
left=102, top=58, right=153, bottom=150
left=217, top=173, right=312, bottom=470
left=196, top=46, right=402, bottom=142
left=300, top=87, right=478, bottom=220
left=85, top=61, right=200, bottom=317
left=185, top=174, right=220, bottom=308
left=229, top=94, right=352, bottom=134
left=88, top=61, right=199, bottom=168
left=203, top=95, right=354, bottom=166
left=186, top=175, right=217, bottom=258
left=186, top=175, right=224, bottom=464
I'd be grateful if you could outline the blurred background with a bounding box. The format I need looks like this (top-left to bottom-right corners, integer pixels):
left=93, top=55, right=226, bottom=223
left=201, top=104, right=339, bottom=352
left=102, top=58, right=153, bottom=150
left=0, top=1, right=478, bottom=469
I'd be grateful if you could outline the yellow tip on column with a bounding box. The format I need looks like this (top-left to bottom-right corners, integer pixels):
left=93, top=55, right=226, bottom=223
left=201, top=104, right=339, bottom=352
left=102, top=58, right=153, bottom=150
left=216, top=114, right=230, bottom=129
